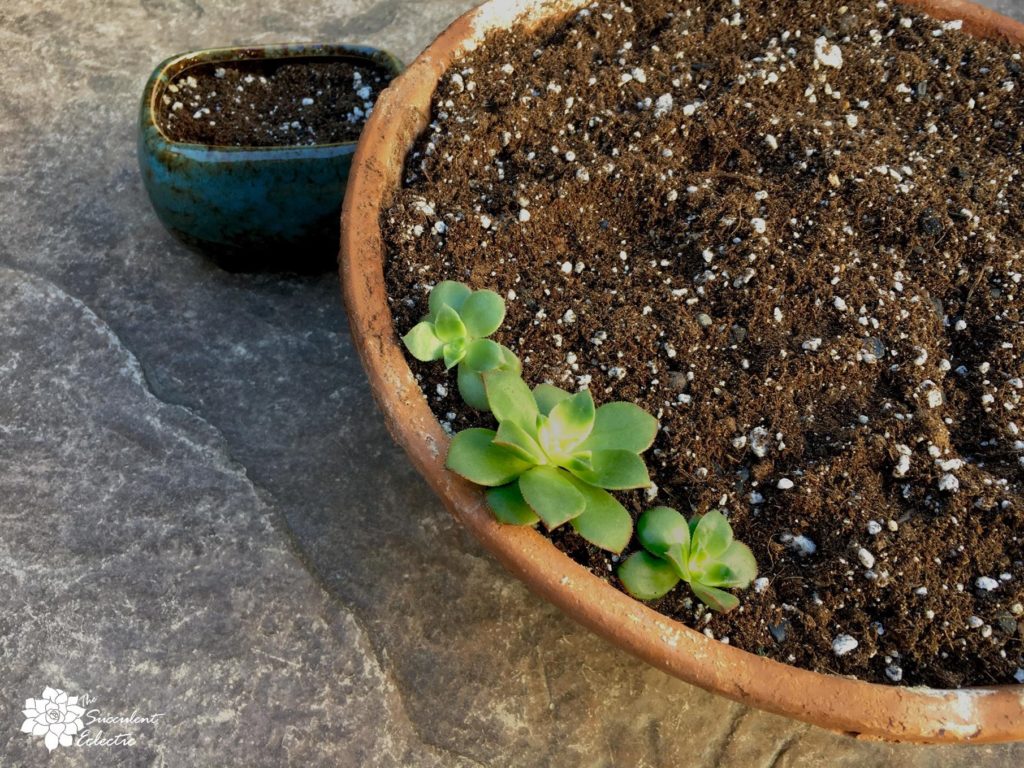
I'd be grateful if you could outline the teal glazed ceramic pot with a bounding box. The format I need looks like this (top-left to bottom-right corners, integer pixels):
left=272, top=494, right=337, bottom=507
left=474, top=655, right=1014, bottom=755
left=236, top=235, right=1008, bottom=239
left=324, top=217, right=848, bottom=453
left=138, top=44, right=403, bottom=272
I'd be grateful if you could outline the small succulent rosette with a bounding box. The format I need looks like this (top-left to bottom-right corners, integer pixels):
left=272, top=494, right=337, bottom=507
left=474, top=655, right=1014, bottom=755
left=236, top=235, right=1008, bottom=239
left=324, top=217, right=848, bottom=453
left=403, top=281, right=520, bottom=410
left=618, top=507, right=757, bottom=612
left=446, top=372, right=657, bottom=553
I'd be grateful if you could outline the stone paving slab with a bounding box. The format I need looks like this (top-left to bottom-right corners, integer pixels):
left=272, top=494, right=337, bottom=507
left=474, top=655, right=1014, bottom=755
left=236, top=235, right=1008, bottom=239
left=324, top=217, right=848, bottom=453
left=1, top=0, right=1023, bottom=766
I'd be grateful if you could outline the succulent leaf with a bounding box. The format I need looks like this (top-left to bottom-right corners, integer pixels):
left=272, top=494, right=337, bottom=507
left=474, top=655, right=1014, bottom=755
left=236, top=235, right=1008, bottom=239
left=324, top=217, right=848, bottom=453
left=457, top=365, right=490, bottom=410
left=701, top=542, right=758, bottom=587
left=498, top=345, right=522, bottom=375
left=690, top=582, right=740, bottom=613
left=433, top=304, right=467, bottom=344
left=518, top=466, right=586, bottom=529
left=446, top=428, right=531, bottom=486
left=458, top=346, right=520, bottom=412
left=428, top=280, right=472, bottom=319
left=493, top=420, right=547, bottom=465
left=564, top=474, right=632, bottom=553
left=459, top=289, right=506, bottom=338
left=484, top=371, right=539, bottom=432
left=563, top=452, right=593, bottom=476
left=691, top=509, right=734, bottom=562
left=443, top=338, right=467, bottom=369
left=403, top=322, right=445, bottom=362
left=539, top=390, right=595, bottom=457
left=618, top=551, right=681, bottom=600
left=581, top=402, right=659, bottom=453
left=637, top=506, right=691, bottom=579
left=463, top=338, right=505, bottom=372
left=567, top=449, right=650, bottom=490
left=533, top=383, right=572, bottom=415
left=486, top=483, right=540, bottom=526
left=700, top=563, right=742, bottom=587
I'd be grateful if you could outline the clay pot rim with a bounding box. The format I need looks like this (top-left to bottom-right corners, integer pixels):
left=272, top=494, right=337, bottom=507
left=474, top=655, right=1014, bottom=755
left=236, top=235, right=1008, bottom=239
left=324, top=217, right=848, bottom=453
left=340, top=0, right=1024, bottom=744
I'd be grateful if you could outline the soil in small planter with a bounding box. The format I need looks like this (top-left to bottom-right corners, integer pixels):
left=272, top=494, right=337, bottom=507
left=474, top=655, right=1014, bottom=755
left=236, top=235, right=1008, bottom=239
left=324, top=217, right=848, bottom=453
left=157, top=57, right=393, bottom=147
left=382, top=0, right=1024, bottom=687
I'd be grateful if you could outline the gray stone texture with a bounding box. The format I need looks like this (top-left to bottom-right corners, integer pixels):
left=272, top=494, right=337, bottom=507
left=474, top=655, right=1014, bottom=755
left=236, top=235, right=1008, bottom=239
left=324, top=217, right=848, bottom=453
left=1, top=0, right=1023, bottom=765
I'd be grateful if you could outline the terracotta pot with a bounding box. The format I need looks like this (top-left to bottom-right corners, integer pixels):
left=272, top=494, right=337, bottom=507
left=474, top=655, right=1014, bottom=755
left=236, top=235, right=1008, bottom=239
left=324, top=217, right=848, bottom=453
left=340, top=0, right=1024, bottom=744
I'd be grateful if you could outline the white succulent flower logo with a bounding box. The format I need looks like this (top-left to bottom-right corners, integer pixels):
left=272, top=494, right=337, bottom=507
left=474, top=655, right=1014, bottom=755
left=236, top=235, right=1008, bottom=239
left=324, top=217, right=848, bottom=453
left=21, top=687, right=86, bottom=751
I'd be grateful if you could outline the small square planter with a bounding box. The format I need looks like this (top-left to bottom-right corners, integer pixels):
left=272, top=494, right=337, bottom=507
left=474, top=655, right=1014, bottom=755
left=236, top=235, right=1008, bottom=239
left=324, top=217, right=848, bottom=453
left=138, top=43, right=403, bottom=272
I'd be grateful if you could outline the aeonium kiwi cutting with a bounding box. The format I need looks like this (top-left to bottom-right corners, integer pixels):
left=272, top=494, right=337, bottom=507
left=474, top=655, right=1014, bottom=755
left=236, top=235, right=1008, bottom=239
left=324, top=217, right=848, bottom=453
left=402, top=280, right=757, bottom=612
left=402, top=281, right=520, bottom=410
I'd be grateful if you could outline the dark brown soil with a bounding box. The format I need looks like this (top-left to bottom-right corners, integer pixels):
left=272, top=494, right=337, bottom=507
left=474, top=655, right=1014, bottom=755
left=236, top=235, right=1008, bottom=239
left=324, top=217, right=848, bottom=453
left=382, top=0, right=1024, bottom=688
left=157, top=57, right=393, bottom=147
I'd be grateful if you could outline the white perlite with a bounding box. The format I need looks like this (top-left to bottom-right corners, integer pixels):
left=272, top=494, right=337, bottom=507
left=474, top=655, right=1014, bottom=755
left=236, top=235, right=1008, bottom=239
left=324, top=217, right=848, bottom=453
left=782, top=533, right=817, bottom=556
left=814, top=37, right=844, bottom=69
left=832, top=634, right=858, bottom=656
left=976, top=576, right=1000, bottom=591
left=802, top=338, right=822, bottom=351
left=893, top=445, right=912, bottom=477
left=753, top=577, right=769, bottom=593
left=777, top=478, right=794, bottom=490
left=857, top=548, right=876, bottom=569
left=653, top=93, right=673, bottom=118
left=749, top=426, right=771, bottom=458
left=938, top=473, right=960, bottom=492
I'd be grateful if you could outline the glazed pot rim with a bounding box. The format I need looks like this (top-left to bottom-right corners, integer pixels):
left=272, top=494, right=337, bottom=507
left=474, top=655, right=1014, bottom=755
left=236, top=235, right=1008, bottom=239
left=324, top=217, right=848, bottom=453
left=140, top=42, right=404, bottom=154
left=339, top=0, right=1024, bottom=744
